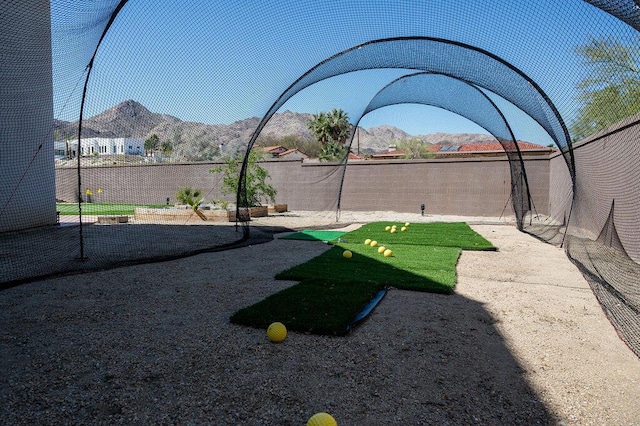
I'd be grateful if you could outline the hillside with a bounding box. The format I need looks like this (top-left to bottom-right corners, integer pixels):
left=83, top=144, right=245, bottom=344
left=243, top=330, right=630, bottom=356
left=54, top=100, right=495, bottom=161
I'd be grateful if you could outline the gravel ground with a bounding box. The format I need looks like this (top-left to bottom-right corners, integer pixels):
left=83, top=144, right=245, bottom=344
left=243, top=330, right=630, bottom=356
left=0, top=212, right=639, bottom=425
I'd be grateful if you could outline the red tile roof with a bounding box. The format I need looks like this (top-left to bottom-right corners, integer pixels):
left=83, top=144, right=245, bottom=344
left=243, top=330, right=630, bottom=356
left=262, top=145, right=287, bottom=153
left=455, top=141, right=554, bottom=152
left=371, top=149, right=406, bottom=158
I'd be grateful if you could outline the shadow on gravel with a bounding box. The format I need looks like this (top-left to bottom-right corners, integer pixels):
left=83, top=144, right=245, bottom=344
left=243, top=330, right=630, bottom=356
left=0, top=222, right=292, bottom=289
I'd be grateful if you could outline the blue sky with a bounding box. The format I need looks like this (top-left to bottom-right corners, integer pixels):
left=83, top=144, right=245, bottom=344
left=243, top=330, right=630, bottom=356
left=52, top=0, right=637, bottom=146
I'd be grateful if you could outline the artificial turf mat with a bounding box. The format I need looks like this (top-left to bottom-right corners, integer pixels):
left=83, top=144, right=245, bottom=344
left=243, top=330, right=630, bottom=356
left=279, top=229, right=347, bottom=242
left=275, top=244, right=460, bottom=294
left=343, top=222, right=496, bottom=251
left=232, top=222, right=496, bottom=335
left=230, top=279, right=386, bottom=335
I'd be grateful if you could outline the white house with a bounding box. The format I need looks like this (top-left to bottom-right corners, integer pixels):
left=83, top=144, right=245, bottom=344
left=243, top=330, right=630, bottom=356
left=54, top=137, right=144, bottom=158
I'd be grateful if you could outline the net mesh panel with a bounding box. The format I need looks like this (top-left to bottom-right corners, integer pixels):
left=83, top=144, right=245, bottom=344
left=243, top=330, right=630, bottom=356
left=352, top=72, right=533, bottom=229
left=1, top=0, right=639, bottom=355
left=247, top=37, right=574, bottom=175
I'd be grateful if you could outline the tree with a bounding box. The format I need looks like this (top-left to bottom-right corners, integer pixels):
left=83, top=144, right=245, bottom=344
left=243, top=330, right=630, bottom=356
left=160, top=140, right=173, bottom=156
left=325, top=108, right=352, bottom=144
left=307, top=108, right=352, bottom=161
left=144, top=134, right=160, bottom=155
left=210, top=149, right=277, bottom=206
left=571, top=36, right=640, bottom=141
left=396, top=138, right=433, bottom=159
left=318, top=140, right=348, bottom=162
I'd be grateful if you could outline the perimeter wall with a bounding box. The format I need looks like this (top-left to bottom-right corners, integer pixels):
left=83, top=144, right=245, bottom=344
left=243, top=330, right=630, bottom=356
left=56, top=155, right=551, bottom=218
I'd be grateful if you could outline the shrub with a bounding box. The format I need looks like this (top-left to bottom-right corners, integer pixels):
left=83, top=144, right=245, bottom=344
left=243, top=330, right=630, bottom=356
left=176, top=187, right=203, bottom=210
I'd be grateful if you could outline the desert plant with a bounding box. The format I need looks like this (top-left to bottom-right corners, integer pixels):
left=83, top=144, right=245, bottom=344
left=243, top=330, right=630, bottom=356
left=210, top=149, right=277, bottom=207
left=176, top=187, right=203, bottom=210
left=213, top=199, right=231, bottom=210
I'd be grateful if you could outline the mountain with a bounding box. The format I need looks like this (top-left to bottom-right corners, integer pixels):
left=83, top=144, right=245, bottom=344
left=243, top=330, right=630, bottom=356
left=54, top=100, right=496, bottom=160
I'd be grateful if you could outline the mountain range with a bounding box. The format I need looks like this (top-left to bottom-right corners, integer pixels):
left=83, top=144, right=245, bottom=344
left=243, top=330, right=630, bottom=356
left=54, top=100, right=496, bottom=161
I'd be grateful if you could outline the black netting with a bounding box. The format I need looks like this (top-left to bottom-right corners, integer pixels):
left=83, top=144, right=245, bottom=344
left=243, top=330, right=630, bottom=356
left=1, top=0, right=639, bottom=358
left=348, top=72, right=533, bottom=229
left=247, top=37, right=574, bottom=178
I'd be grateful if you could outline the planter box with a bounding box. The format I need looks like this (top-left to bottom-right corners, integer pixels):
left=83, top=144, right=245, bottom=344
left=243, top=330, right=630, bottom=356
left=97, top=215, right=129, bottom=224
left=134, top=208, right=232, bottom=222
left=227, top=206, right=269, bottom=222
left=268, top=204, right=288, bottom=214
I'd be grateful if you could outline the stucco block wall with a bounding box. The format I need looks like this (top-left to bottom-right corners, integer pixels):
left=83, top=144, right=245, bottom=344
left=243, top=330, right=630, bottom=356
left=0, top=0, right=55, bottom=231
left=56, top=156, right=550, bottom=218
left=56, top=163, right=221, bottom=205
left=340, top=157, right=549, bottom=216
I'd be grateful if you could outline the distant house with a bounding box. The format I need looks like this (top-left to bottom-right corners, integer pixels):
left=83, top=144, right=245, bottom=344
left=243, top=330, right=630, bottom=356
left=367, top=141, right=555, bottom=160
left=261, top=145, right=309, bottom=160
left=54, top=137, right=144, bottom=158
left=370, top=144, right=407, bottom=160
left=435, top=141, right=556, bottom=157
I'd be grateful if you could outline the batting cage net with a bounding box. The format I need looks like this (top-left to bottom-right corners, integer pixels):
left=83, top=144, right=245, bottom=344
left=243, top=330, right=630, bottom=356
left=1, top=1, right=639, bottom=355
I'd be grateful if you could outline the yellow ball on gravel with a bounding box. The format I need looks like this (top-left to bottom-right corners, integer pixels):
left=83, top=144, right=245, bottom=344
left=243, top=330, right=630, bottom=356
left=267, top=322, right=287, bottom=343
left=384, top=249, right=393, bottom=257
left=377, top=246, right=386, bottom=254
left=343, top=250, right=352, bottom=259
left=401, top=226, right=407, bottom=232
left=370, top=240, right=378, bottom=247
left=307, top=412, right=337, bottom=426
left=364, top=238, right=372, bottom=245
left=385, top=226, right=391, bottom=231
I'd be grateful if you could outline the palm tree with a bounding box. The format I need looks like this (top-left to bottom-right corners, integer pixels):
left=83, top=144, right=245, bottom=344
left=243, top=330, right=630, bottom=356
left=326, top=108, right=351, bottom=144
left=175, top=187, right=203, bottom=210
left=307, top=108, right=351, bottom=146
left=308, top=112, right=331, bottom=145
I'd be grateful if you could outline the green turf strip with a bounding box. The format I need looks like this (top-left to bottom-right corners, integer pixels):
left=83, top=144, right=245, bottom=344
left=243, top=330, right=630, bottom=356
left=343, top=221, right=496, bottom=251
left=279, top=229, right=346, bottom=242
left=276, top=244, right=460, bottom=294
left=230, top=279, right=385, bottom=335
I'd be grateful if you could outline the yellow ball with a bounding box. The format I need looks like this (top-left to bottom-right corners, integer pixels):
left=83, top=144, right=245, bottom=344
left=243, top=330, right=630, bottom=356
left=385, top=226, right=391, bottom=231
left=405, top=222, right=410, bottom=227
left=267, top=322, right=287, bottom=343
left=401, top=226, right=407, bottom=232
left=370, top=240, right=378, bottom=247
left=307, top=412, right=337, bottom=426
left=364, top=238, right=371, bottom=245
left=390, top=228, right=397, bottom=234
left=383, top=249, right=393, bottom=257
left=343, top=250, right=352, bottom=259
left=377, top=246, right=386, bottom=254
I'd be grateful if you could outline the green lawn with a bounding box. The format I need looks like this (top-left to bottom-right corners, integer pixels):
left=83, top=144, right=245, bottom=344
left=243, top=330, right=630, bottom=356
left=56, top=202, right=167, bottom=216
left=231, top=222, right=496, bottom=336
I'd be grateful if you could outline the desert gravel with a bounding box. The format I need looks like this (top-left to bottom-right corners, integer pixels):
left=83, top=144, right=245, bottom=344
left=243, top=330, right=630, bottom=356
left=1, top=212, right=639, bottom=425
